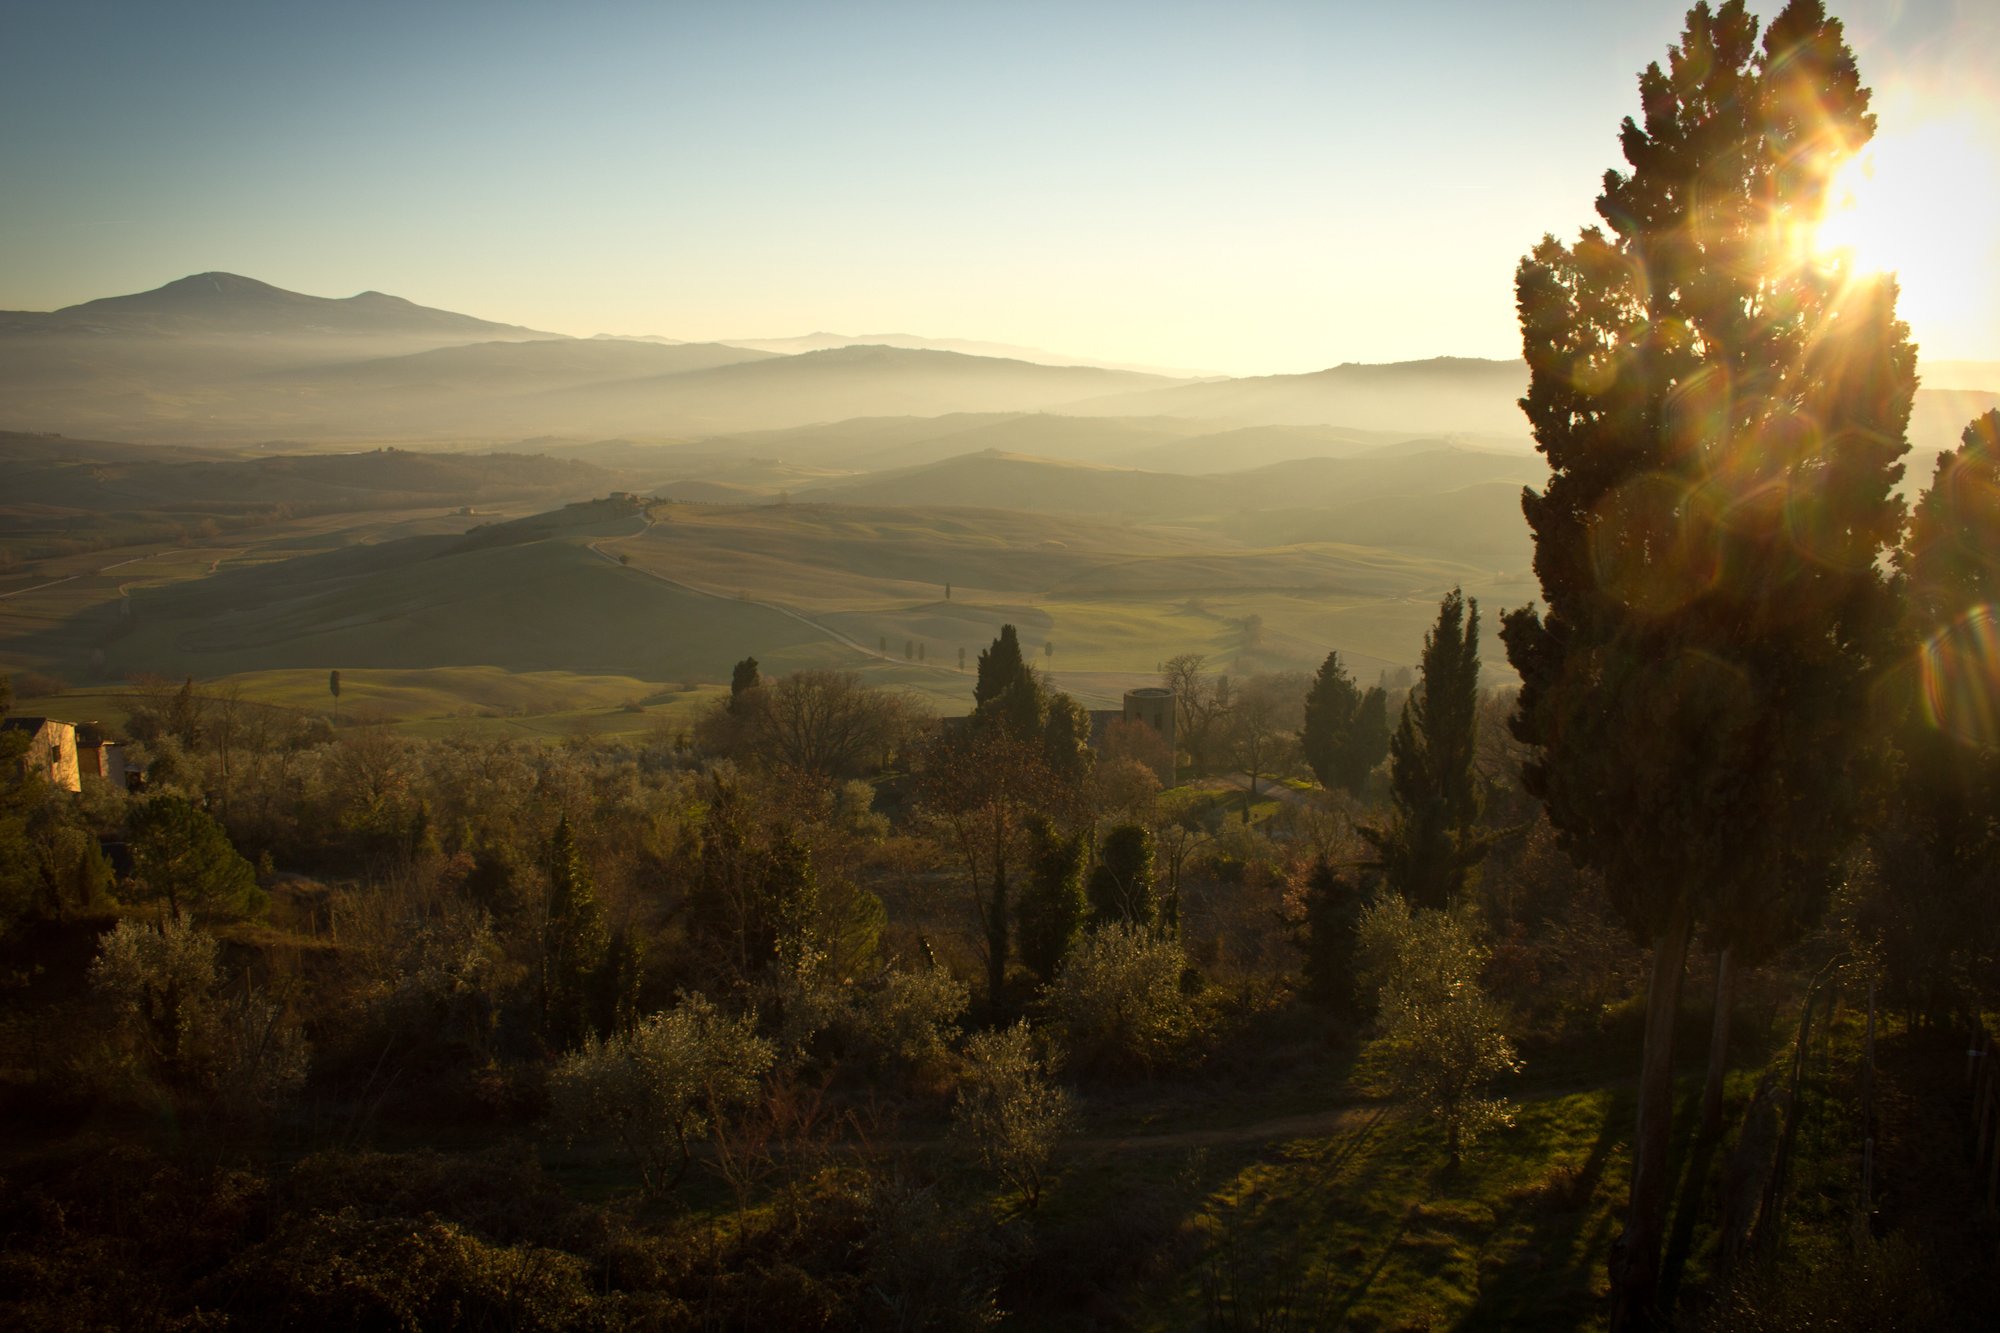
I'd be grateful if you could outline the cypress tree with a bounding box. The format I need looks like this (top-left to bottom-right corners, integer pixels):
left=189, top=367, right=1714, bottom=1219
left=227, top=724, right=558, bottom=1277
left=541, top=815, right=608, bottom=1049
left=1501, top=5, right=1911, bottom=1321
left=1364, top=589, right=1486, bottom=909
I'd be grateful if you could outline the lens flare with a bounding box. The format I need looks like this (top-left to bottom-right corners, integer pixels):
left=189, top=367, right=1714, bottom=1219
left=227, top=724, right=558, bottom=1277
left=1810, top=111, right=2000, bottom=351
left=1919, top=604, right=2000, bottom=748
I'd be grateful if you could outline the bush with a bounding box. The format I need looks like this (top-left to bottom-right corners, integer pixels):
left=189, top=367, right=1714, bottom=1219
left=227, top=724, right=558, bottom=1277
left=546, top=992, right=774, bottom=1196
left=1048, top=922, right=1194, bottom=1074
left=90, top=914, right=308, bottom=1114
left=842, top=961, right=969, bottom=1076
left=953, top=1022, right=1073, bottom=1210
left=1355, top=895, right=1519, bottom=1166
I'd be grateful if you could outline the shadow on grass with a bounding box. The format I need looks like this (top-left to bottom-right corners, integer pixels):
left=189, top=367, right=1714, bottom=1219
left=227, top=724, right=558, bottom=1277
left=1460, top=1088, right=1625, bottom=1330
left=1658, top=1083, right=1723, bottom=1309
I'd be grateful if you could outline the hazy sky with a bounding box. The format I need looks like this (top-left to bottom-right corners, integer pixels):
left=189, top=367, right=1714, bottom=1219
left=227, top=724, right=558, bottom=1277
left=3, top=0, right=1995, bottom=375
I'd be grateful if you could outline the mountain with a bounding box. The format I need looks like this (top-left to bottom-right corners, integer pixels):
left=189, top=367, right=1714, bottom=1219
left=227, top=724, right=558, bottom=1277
left=719, top=331, right=1215, bottom=378
left=516, top=345, right=1185, bottom=436
left=0, top=272, right=557, bottom=341
left=1068, top=356, right=1536, bottom=437
left=270, top=339, right=777, bottom=395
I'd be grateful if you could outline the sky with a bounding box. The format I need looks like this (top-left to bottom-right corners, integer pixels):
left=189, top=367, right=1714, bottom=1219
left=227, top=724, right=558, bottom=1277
left=2, top=0, right=1996, bottom=376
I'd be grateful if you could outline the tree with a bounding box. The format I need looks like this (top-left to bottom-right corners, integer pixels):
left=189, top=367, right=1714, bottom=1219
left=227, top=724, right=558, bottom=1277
left=975, top=624, right=1033, bottom=714
left=685, top=778, right=819, bottom=990
left=1162, top=653, right=1230, bottom=778
left=547, top=993, right=775, bottom=1196
left=1500, top=6, right=1911, bottom=1322
left=540, top=815, right=609, bottom=1049
left=918, top=724, right=1051, bottom=1011
left=1356, top=896, right=1519, bottom=1169
left=1048, top=922, right=1193, bottom=1074
left=129, top=796, right=264, bottom=919
left=328, top=669, right=341, bottom=725
left=1016, top=817, right=1089, bottom=984
left=953, top=1021, right=1073, bottom=1210
left=1224, top=671, right=1307, bottom=798
left=1087, top=823, right=1157, bottom=929
left=1290, top=856, right=1365, bottom=1013
left=728, top=656, right=760, bottom=714
left=1300, top=651, right=1390, bottom=795
left=740, top=669, right=908, bottom=782
left=1865, top=410, right=2000, bottom=1022
left=1365, top=589, right=1487, bottom=909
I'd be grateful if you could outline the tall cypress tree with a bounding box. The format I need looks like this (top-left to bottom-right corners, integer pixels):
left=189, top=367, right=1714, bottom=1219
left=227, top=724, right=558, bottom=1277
left=1501, top=5, right=1910, bottom=1322
left=542, top=815, right=608, bottom=1050
left=1365, top=589, right=1486, bottom=909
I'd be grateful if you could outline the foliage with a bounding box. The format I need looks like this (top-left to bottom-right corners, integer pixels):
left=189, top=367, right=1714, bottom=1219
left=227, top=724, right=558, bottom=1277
left=1300, top=650, right=1389, bottom=795
left=129, top=794, right=265, bottom=919
left=1224, top=671, right=1307, bottom=797
left=1501, top=5, right=1910, bottom=1316
left=1287, top=855, right=1366, bottom=1014
left=546, top=992, right=775, bottom=1196
left=953, top=1020, right=1074, bottom=1209
left=1048, top=921, right=1194, bottom=1074
left=685, top=777, right=820, bottom=990
left=1364, top=588, right=1487, bottom=909
left=1087, top=823, right=1158, bottom=930
left=91, top=914, right=309, bottom=1112
left=1356, top=895, right=1519, bottom=1167
left=1163, top=652, right=1231, bottom=778
left=540, top=815, right=609, bottom=1049
left=729, top=654, right=761, bottom=712
left=1016, top=817, right=1089, bottom=984
left=841, top=960, right=970, bottom=1075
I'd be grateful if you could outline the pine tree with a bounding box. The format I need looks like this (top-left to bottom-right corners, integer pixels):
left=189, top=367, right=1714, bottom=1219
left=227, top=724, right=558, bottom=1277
left=1500, top=5, right=1911, bottom=1322
left=1365, top=589, right=1486, bottom=909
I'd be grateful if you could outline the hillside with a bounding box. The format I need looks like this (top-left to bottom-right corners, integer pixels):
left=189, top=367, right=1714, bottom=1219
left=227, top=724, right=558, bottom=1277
left=1070, top=356, right=1537, bottom=436
left=799, top=442, right=1548, bottom=522
left=517, top=345, right=1185, bottom=436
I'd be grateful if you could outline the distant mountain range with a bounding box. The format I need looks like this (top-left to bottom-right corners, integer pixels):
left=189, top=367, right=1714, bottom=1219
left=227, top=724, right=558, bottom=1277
left=0, top=272, right=556, bottom=342
left=1, top=273, right=1992, bottom=457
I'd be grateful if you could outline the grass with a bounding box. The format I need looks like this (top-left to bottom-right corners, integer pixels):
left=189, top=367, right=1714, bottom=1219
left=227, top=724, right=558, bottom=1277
left=1006, top=1080, right=1626, bottom=1332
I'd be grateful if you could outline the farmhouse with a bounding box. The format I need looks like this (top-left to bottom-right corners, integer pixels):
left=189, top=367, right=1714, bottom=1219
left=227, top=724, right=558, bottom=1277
left=3, top=716, right=81, bottom=793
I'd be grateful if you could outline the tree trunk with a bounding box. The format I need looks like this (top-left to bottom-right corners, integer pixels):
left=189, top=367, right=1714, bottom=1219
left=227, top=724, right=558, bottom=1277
left=1700, top=946, right=1736, bottom=1142
left=1610, top=902, right=1693, bottom=1333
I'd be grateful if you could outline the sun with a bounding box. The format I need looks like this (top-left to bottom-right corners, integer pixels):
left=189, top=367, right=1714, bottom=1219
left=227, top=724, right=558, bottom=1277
left=1810, top=110, right=2000, bottom=355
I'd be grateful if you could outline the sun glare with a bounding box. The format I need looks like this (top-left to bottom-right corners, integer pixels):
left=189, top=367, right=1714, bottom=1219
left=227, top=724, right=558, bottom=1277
left=1811, top=111, right=2000, bottom=350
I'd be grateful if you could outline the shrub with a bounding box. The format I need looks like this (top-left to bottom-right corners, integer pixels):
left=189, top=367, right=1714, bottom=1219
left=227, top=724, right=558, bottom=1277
left=1048, top=922, right=1194, bottom=1074
left=90, top=914, right=308, bottom=1113
left=843, top=961, right=969, bottom=1076
left=953, top=1022, right=1073, bottom=1210
left=547, top=993, right=774, bottom=1196
left=1355, top=895, right=1520, bottom=1167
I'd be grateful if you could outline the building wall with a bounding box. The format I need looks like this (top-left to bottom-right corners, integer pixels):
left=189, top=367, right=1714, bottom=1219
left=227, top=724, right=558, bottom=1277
left=13, top=720, right=81, bottom=794
left=1121, top=687, right=1177, bottom=754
